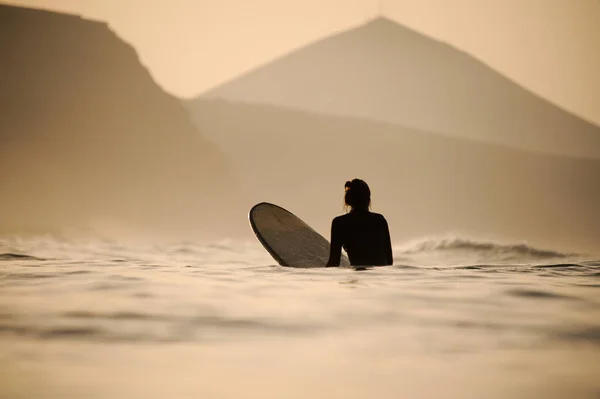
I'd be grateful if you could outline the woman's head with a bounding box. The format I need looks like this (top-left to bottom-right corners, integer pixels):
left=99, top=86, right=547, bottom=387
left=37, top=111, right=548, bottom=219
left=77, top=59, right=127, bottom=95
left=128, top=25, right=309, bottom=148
left=344, top=179, right=371, bottom=211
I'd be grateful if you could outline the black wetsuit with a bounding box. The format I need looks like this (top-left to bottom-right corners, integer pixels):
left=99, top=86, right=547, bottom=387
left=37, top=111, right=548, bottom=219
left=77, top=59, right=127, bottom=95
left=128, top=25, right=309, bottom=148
left=326, top=210, right=393, bottom=266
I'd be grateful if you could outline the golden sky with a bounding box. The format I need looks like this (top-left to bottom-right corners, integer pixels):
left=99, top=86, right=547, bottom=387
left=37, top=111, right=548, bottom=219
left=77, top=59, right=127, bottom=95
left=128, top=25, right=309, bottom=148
left=5, top=0, right=600, bottom=126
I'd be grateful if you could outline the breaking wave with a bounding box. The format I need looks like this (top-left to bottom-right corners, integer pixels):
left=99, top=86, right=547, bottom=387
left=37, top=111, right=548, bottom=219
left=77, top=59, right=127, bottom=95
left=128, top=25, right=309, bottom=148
left=395, top=237, right=580, bottom=264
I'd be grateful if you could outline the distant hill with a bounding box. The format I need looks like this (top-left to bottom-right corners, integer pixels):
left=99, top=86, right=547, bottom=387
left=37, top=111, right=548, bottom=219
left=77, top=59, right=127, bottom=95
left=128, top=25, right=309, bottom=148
left=0, top=5, right=243, bottom=238
left=187, top=98, right=600, bottom=254
left=203, top=18, right=600, bottom=159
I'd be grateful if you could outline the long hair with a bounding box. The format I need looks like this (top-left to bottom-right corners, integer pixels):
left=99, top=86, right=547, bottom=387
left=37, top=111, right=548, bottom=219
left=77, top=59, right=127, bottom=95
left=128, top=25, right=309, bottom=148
left=344, top=179, right=371, bottom=212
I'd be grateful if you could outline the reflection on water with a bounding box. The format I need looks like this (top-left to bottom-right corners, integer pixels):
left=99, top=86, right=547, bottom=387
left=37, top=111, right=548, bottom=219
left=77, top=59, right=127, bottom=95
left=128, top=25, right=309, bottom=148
left=0, top=236, right=599, bottom=398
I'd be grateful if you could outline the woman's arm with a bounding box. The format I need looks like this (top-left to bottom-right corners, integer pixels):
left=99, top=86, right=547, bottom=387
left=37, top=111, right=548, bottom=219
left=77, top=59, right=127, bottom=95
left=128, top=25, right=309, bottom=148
left=383, top=218, right=393, bottom=266
left=326, top=218, right=342, bottom=267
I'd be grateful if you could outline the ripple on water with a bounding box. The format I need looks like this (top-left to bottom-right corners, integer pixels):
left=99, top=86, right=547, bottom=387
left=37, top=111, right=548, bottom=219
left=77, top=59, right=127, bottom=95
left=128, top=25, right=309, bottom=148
left=533, top=263, right=583, bottom=269
left=0, top=272, right=58, bottom=280
left=555, top=326, right=600, bottom=346
left=0, top=253, right=45, bottom=261
left=62, top=270, right=95, bottom=276
left=0, top=323, right=153, bottom=342
left=63, top=311, right=162, bottom=321
left=0, top=309, right=318, bottom=344
left=506, top=288, right=577, bottom=300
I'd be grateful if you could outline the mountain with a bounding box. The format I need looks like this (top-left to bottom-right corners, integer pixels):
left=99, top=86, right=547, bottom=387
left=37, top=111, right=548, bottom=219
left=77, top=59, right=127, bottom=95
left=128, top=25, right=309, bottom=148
left=187, top=98, right=600, bottom=254
left=203, top=18, right=600, bottom=159
left=0, top=5, right=243, bottom=238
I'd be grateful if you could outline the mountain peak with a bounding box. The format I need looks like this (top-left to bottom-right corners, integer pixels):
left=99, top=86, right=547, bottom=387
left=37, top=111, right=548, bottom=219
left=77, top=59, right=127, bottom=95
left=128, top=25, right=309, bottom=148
left=202, top=17, right=600, bottom=159
left=363, top=16, right=400, bottom=28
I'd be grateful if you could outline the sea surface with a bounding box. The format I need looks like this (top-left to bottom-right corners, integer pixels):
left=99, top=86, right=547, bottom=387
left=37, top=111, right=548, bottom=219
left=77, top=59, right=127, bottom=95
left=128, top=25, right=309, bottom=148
left=0, top=235, right=599, bottom=399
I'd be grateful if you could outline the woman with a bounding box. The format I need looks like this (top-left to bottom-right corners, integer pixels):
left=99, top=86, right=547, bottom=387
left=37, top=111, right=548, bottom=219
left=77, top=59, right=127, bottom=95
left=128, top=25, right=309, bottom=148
left=326, top=179, right=393, bottom=267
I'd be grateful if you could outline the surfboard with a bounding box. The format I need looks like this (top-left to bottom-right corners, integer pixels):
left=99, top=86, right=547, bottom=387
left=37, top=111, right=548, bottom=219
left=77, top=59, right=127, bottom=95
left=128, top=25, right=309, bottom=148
left=249, top=202, right=351, bottom=268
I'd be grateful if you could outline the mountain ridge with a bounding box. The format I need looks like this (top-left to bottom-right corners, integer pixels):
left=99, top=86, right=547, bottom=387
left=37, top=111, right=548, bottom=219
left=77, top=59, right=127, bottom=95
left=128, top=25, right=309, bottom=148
left=195, top=97, right=600, bottom=162
left=187, top=97, right=600, bottom=253
left=0, top=4, right=243, bottom=238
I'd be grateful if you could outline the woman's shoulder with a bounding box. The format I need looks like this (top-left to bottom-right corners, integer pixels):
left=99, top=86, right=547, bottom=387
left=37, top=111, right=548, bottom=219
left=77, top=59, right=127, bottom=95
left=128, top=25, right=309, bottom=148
left=333, top=214, right=350, bottom=223
left=334, top=212, right=387, bottom=222
left=369, top=213, right=389, bottom=227
left=369, top=212, right=387, bottom=220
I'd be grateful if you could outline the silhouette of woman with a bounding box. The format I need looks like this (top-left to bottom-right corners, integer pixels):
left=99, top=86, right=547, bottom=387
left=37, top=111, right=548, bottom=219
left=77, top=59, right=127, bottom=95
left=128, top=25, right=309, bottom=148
left=326, top=179, right=393, bottom=267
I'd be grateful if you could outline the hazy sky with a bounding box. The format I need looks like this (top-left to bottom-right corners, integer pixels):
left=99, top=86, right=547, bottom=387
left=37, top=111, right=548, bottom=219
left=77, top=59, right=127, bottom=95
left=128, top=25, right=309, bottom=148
left=5, top=0, right=600, bottom=125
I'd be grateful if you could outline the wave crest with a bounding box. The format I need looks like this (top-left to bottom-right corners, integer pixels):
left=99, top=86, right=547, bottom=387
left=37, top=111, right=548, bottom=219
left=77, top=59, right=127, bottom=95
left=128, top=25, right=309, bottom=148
left=397, top=237, right=577, bottom=261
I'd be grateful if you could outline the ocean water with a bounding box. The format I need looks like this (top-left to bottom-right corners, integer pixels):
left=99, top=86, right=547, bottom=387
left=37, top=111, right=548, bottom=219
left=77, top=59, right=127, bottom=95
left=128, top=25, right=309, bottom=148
left=0, top=235, right=599, bottom=399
